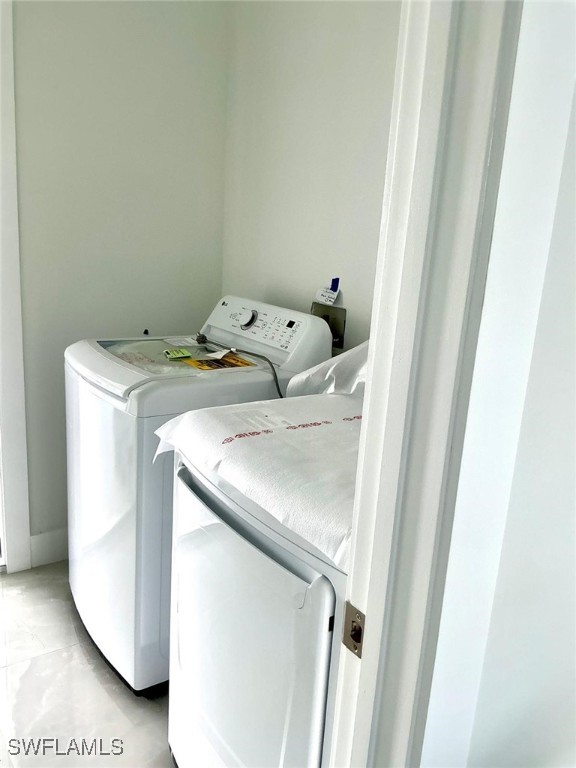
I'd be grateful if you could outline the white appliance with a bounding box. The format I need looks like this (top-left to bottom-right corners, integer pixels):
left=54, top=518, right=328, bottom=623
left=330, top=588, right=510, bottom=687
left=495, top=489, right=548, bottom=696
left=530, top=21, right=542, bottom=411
left=157, top=343, right=366, bottom=766
left=65, top=295, right=332, bottom=693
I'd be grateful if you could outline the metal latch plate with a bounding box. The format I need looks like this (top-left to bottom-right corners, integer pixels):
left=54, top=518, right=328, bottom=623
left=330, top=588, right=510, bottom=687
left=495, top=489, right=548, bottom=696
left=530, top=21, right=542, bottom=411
left=342, top=601, right=365, bottom=658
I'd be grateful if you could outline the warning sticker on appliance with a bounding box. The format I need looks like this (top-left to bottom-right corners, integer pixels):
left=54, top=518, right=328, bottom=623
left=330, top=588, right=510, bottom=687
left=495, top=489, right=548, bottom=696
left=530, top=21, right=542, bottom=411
left=182, top=352, right=255, bottom=371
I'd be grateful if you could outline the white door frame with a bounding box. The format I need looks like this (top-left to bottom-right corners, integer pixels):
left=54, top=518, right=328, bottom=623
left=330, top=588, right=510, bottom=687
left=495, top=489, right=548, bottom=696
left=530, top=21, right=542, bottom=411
left=329, top=2, right=522, bottom=766
left=422, top=3, right=576, bottom=764
left=0, top=1, right=32, bottom=573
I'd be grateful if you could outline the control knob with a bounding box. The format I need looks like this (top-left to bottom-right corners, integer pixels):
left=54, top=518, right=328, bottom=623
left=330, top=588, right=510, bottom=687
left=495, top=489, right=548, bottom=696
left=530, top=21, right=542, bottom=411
left=239, top=309, right=258, bottom=330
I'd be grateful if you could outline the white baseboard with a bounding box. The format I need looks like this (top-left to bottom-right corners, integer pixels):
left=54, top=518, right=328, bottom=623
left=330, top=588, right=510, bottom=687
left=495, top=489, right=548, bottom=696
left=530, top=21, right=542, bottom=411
left=30, top=527, right=68, bottom=568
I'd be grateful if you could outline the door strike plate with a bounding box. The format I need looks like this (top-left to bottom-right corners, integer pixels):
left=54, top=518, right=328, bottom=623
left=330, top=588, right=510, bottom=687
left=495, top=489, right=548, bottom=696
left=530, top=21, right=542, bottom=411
left=342, top=601, right=365, bottom=658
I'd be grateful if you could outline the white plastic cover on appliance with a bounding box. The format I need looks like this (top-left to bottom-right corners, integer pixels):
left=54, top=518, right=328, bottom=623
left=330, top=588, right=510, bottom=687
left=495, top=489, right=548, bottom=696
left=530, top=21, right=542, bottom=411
left=286, top=340, right=368, bottom=398
left=156, top=393, right=362, bottom=572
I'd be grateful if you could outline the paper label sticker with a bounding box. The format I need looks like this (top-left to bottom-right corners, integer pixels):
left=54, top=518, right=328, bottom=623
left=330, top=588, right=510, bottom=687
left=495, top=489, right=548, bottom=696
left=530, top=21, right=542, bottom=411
left=206, top=348, right=233, bottom=359
left=315, top=277, right=340, bottom=305
left=315, top=288, right=338, bottom=305
left=163, top=347, right=192, bottom=360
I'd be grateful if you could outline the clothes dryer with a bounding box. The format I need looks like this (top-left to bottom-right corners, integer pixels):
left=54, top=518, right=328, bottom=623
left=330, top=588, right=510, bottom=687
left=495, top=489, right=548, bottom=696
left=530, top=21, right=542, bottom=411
left=157, top=376, right=365, bottom=765
left=65, top=296, right=332, bottom=692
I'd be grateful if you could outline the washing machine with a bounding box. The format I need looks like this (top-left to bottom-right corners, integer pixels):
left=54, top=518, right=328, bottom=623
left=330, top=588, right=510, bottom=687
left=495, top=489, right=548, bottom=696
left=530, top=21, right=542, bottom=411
left=65, top=295, right=332, bottom=693
left=157, top=370, right=365, bottom=766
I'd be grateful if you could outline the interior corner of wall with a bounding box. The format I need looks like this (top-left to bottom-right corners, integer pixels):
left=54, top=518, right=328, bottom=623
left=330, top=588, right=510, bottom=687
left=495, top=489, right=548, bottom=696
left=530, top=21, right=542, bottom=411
left=30, top=527, right=68, bottom=568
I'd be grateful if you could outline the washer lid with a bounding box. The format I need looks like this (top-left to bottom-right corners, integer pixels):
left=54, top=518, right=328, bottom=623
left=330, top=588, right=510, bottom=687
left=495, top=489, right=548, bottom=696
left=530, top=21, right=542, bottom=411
left=64, top=338, right=259, bottom=400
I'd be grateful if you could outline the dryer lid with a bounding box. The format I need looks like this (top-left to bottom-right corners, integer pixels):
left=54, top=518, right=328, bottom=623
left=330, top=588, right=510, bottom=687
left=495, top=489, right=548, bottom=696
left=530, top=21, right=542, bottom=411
left=156, top=392, right=363, bottom=571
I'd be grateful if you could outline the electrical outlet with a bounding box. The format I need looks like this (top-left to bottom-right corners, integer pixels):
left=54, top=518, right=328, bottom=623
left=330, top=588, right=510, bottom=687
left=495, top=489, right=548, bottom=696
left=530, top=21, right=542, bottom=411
left=311, top=302, right=346, bottom=351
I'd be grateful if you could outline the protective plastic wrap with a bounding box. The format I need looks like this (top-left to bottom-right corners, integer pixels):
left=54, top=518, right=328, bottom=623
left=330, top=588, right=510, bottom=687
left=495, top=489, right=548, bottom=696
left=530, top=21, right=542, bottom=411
left=286, top=340, right=368, bottom=398
left=156, top=342, right=369, bottom=570
left=156, top=393, right=362, bottom=571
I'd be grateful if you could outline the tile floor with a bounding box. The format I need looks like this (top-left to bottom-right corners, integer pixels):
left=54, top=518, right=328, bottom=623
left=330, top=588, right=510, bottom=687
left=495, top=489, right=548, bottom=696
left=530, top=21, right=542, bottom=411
left=0, top=561, right=171, bottom=768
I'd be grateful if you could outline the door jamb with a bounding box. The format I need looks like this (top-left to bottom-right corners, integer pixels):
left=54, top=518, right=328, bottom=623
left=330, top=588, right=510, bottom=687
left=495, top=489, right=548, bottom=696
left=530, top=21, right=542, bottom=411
left=328, top=2, right=522, bottom=765
left=0, top=0, right=32, bottom=574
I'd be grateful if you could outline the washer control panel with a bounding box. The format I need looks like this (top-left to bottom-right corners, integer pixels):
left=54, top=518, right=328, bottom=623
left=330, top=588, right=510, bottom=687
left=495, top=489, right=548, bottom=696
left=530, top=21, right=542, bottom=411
left=228, top=306, right=303, bottom=352
left=201, top=296, right=332, bottom=372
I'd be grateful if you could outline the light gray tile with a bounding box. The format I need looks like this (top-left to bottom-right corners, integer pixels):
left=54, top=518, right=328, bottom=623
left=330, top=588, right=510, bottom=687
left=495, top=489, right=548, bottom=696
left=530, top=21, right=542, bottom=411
left=0, top=561, right=88, bottom=666
left=0, top=666, right=15, bottom=767
left=0, top=562, right=172, bottom=767
left=2, top=642, right=171, bottom=767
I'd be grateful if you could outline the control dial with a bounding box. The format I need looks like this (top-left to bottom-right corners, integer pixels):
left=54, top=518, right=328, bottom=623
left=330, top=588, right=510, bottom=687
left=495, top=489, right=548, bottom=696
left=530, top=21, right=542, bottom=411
left=239, top=309, right=258, bottom=330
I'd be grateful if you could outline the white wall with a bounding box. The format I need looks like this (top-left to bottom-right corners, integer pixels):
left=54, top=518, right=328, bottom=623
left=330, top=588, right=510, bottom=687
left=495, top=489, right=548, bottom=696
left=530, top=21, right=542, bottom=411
left=221, top=2, right=400, bottom=350
left=10, top=1, right=399, bottom=566
left=13, top=2, right=230, bottom=557
left=467, top=88, right=575, bottom=767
